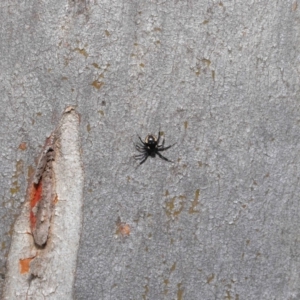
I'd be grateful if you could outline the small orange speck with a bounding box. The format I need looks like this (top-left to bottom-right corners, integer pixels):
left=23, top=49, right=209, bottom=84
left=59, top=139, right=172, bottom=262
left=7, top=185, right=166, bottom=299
left=92, top=80, right=104, bottom=90
left=120, top=224, right=130, bottom=236
left=116, top=218, right=131, bottom=237
left=53, top=194, right=58, bottom=204
left=19, top=142, right=27, bottom=150
left=19, top=257, right=34, bottom=274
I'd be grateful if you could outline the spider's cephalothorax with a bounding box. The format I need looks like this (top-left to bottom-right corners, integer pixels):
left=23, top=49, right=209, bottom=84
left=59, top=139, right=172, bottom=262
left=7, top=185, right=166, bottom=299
left=134, top=131, right=175, bottom=165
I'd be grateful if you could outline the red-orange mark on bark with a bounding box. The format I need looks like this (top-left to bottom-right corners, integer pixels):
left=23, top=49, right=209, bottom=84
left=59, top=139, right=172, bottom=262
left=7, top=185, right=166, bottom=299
left=19, top=257, right=34, bottom=274
left=18, top=142, right=27, bottom=150
left=116, top=222, right=131, bottom=237
left=29, top=182, right=43, bottom=228
left=53, top=194, right=58, bottom=204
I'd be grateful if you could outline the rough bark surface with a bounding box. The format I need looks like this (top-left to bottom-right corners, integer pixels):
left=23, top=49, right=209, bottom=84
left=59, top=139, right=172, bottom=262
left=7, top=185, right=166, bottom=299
left=1, top=0, right=300, bottom=299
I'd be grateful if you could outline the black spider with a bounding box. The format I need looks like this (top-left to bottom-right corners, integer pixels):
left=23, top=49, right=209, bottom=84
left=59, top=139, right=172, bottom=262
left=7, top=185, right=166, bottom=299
left=135, top=130, right=175, bottom=165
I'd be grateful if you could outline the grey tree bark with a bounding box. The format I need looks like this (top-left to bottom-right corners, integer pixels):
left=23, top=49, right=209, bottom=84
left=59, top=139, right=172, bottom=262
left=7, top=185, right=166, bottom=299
left=1, top=0, right=300, bottom=299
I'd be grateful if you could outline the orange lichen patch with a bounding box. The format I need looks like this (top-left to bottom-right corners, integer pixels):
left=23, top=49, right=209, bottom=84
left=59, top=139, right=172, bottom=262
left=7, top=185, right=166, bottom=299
left=170, top=262, right=176, bottom=272
left=29, top=182, right=43, bottom=228
left=87, top=123, right=91, bottom=132
left=189, top=189, right=200, bottom=214
left=10, top=182, right=20, bottom=195
left=116, top=218, right=131, bottom=237
left=92, top=63, right=100, bottom=68
left=117, top=223, right=131, bottom=237
left=19, top=257, right=34, bottom=274
left=28, top=165, right=35, bottom=178
left=163, top=278, right=169, bottom=295
left=177, top=283, right=184, bottom=300
left=53, top=194, right=58, bottom=204
left=91, top=80, right=104, bottom=90
left=142, top=284, right=149, bottom=300
left=165, top=196, right=185, bottom=218
left=207, top=273, right=215, bottom=284
left=13, top=160, right=24, bottom=179
left=18, top=142, right=27, bottom=150
left=74, top=47, right=88, bottom=57
left=202, top=58, right=211, bottom=66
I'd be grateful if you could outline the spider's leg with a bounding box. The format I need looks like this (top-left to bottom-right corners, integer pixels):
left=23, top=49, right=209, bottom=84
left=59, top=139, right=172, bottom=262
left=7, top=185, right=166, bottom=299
left=136, top=142, right=145, bottom=148
left=133, top=140, right=144, bottom=151
left=135, top=144, right=146, bottom=153
left=138, top=154, right=149, bottom=165
left=157, top=143, right=176, bottom=151
left=157, top=152, right=173, bottom=162
left=157, top=136, right=165, bottom=148
left=157, top=129, right=161, bottom=145
left=134, top=152, right=146, bottom=159
left=135, top=148, right=145, bottom=153
left=138, top=135, right=146, bottom=145
left=134, top=154, right=148, bottom=169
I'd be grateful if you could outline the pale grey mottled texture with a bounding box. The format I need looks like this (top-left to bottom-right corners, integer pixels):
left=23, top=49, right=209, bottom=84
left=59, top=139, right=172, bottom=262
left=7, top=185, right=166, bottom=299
left=1, top=0, right=300, bottom=299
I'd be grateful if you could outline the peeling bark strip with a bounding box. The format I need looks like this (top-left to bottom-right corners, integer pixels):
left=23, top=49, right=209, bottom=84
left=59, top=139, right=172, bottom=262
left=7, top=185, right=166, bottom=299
left=30, top=145, right=55, bottom=247
left=33, top=144, right=54, bottom=185
left=3, top=107, right=83, bottom=300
